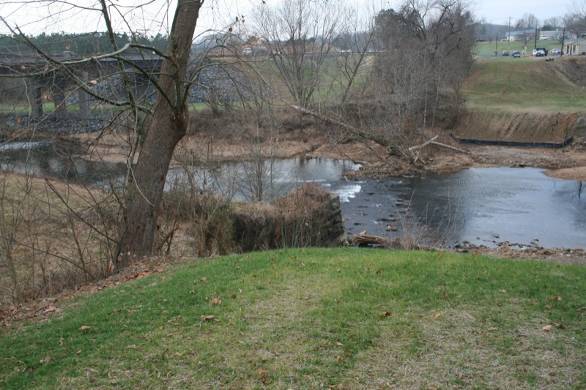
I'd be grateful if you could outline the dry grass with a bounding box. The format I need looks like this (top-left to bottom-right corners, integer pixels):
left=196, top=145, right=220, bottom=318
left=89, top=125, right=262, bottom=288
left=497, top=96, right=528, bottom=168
left=0, top=174, right=119, bottom=305
left=341, top=307, right=583, bottom=389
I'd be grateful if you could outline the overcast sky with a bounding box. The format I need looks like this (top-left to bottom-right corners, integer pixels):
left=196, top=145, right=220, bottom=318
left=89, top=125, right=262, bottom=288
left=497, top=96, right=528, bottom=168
left=0, top=0, right=575, bottom=36
left=472, top=0, right=573, bottom=24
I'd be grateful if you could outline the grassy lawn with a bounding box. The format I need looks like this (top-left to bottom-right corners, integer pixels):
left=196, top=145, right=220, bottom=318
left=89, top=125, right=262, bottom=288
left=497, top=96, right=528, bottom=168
left=463, top=58, right=586, bottom=113
left=1, top=248, right=584, bottom=388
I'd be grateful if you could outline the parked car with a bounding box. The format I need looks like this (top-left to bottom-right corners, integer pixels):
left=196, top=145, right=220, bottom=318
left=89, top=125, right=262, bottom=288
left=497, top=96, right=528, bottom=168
left=533, top=47, right=548, bottom=57
left=502, top=50, right=510, bottom=57
left=512, top=51, right=521, bottom=58
left=550, top=48, right=562, bottom=56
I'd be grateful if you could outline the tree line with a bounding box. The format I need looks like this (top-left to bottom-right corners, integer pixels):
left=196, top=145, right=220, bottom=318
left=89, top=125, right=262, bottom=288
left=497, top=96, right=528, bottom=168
left=0, top=32, right=167, bottom=56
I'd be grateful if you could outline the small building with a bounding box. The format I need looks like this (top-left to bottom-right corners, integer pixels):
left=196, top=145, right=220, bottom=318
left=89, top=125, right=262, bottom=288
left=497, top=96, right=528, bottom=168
left=565, top=39, right=586, bottom=56
left=241, top=37, right=269, bottom=57
left=540, top=30, right=562, bottom=40
left=503, top=29, right=536, bottom=42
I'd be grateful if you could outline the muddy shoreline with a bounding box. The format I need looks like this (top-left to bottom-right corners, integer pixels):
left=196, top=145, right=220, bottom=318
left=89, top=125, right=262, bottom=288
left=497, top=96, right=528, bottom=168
left=69, top=128, right=586, bottom=180
left=3, top=126, right=586, bottom=184
left=455, top=243, right=586, bottom=266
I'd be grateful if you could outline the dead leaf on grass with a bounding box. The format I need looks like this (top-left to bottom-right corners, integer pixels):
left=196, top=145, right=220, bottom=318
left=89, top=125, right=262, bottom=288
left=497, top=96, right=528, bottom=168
left=200, top=315, right=217, bottom=322
left=257, top=368, right=270, bottom=384
left=542, top=325, right=553, bottom=332
left=79, top=325, right=92, bottom=332
left=210, top=297, right=222, bottom=305
left=43, top=305, right=58, bottom=314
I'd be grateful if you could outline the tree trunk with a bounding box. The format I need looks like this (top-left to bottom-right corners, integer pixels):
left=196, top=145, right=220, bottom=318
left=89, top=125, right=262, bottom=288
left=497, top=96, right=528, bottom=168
left=119, top=0, right=203, bottom=264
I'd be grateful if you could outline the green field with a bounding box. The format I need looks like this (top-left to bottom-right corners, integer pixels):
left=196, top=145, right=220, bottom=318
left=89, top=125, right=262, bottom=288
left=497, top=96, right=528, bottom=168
left=1, top=248, right=584, bottom=388
left=0, top=102, right=61, bottom=115
left=463, top=58, right=586, bottom=113
left=0, top=102, right=211, bottom=116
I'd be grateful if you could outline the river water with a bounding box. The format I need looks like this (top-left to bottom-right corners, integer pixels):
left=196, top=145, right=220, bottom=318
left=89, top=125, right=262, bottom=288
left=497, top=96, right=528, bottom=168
left=341, top=168, right=586, bottom=249
left=1, top=142, right=584, bottom=249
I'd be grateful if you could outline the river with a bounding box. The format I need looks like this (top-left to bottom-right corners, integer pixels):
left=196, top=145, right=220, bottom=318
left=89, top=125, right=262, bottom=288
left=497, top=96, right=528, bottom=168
left=1, top=142, right=584, bottom=249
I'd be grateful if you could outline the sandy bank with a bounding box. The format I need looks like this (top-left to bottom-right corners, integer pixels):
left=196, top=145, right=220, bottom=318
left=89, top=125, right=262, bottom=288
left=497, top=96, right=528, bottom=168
left=545, top=166, right=586, bottom=181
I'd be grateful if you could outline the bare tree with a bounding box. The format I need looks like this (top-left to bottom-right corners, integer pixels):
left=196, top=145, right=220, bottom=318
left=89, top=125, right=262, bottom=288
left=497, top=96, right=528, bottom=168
left=119, top=0, right=204, bottom=262
left=1, top=0, right=207, bottom=264
left=255, top=0, right=347, bottom=108
left=515, top=13, right=540, bottom=30
left=372, top=0, right=475, bottom=139
left=542, top=17, right=564, bottom=31
left=565, top=2, right=586, bottom=36
left=334, top=11, right=376, bottom=106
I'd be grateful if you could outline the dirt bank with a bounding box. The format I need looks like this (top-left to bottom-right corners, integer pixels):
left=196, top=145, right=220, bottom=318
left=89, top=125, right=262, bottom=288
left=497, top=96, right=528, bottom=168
left=468, top=143, right=586, bottom=169
left=75, top=129, right=330, bottom=165
left=554, top=57, right=586, bottom=87
left=454, top=111, right=577, bottom=146
left=545, top=166, right=586, bottom=181
left=74, top=122, right=390, bottom=167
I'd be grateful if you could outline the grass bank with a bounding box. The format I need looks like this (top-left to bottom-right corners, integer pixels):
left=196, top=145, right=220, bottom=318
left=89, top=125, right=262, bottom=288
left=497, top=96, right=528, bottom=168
left=1, top=248, right=585, bottom=388
left=463, top=58, right=586, bottom=113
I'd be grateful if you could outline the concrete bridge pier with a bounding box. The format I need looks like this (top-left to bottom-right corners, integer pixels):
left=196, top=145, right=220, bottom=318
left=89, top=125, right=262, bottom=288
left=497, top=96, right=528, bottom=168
left=52, top=78, right=67, bottom=119
left=29, top=78, right=44, bottom=120
left=78, top=72, right=90, bottom=118
left=131, top=73, right=152, bottom=103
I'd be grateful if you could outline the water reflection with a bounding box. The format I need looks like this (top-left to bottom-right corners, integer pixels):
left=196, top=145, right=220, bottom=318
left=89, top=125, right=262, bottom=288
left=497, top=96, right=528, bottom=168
left=0, top=142, right=125, bottom=186
left=166, top=157, right=361, bottom=201
left=345, top=168, right=586, bottom=249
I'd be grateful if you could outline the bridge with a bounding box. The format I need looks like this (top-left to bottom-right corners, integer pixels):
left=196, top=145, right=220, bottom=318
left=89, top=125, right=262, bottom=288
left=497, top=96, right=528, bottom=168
left=0, top=49, right=163, bottom=119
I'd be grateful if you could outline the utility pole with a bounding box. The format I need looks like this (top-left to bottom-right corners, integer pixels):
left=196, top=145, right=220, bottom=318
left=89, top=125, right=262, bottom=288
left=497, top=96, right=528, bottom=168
left=504, top=17, right=511, bottom=53
left=495, top=33, right=499, bottom=56
left=561, top=26, right=566, bottom=56
left=534, top=27, right=539, bottom=50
